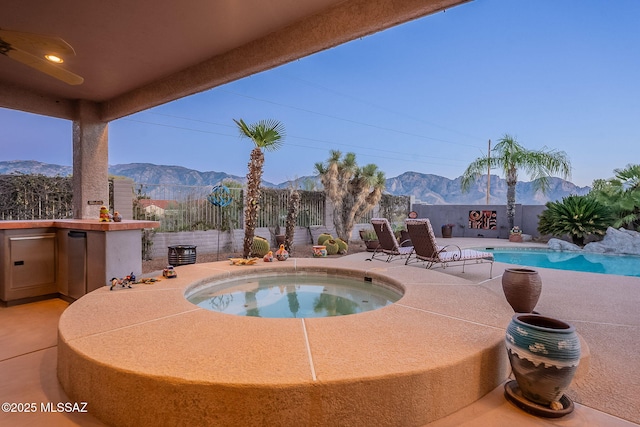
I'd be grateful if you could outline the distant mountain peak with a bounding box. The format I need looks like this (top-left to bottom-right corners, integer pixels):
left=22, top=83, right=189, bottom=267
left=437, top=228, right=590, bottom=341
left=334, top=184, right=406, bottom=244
left=0, top=160, right=590, bottom=205
left=0, top=160, right=73, bottom=177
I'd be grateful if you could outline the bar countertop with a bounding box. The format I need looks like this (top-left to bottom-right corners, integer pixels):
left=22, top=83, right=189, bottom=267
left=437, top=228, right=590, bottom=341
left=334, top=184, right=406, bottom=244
left=0, top=219, right=160, bottom=231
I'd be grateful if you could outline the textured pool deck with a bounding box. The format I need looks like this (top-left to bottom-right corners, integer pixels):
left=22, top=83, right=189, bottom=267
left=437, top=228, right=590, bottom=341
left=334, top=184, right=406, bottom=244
left=1, top=238, right=639, bottom=426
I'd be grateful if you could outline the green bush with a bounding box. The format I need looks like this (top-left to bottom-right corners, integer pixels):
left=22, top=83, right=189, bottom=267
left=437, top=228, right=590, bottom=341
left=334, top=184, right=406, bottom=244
left=317, top=233, right=333, bottom=246
left=251, top=236, right=270, bottom=257
left=538, top=195, right=614, bottom=246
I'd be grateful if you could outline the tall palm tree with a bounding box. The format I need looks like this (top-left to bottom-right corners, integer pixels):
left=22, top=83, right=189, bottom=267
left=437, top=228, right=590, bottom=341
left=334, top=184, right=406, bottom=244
left=461, top=134, right=571, bottom=230
left=315, top=151, right=385, bottom=241
left=234, top=118, right=285, bottom=258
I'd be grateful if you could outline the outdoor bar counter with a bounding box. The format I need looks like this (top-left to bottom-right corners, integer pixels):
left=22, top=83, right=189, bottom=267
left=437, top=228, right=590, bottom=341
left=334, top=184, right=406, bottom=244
left=0, top=219, right=159, bottom=305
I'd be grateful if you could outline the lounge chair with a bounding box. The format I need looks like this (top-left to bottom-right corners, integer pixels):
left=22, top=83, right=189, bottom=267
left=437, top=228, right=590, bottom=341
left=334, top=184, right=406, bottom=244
left=366, top=218, right=414, bottom=262
left=404, top=218, right=494, bottom=277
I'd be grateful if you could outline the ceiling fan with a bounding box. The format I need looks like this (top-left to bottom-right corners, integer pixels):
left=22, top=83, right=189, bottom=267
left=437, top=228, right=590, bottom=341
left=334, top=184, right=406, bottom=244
left=0, top=28, right=84, bottom=85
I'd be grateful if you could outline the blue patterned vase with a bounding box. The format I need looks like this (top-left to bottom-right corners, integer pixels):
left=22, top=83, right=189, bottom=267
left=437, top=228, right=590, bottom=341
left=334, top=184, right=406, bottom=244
left=505, top=314, right=581, bottom=407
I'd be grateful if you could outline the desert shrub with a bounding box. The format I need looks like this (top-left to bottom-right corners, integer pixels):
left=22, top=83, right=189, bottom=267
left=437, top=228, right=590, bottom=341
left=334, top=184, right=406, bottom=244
left=538, top=195, right=614, bottom=246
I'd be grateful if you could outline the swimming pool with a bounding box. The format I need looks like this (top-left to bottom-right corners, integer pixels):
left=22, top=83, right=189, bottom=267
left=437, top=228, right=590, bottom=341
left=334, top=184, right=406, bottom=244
left=482, top=248, right=640, bottom=277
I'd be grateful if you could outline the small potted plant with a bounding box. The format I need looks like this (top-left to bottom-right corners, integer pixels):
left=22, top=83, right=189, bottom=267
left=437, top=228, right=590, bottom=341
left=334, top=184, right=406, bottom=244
left=359, top=229, right=379, bottom=251
left=509, top=226, right=523, bottom=242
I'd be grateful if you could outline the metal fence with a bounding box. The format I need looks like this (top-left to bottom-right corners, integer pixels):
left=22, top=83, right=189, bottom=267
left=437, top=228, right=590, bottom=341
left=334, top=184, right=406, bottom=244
left=132, top=184, right=326, bottom=232
left=0, top=176, right=406, bottom=233
left=133, top=183, right=243, bottom=232
left=258, top=188, right=325, bottom=229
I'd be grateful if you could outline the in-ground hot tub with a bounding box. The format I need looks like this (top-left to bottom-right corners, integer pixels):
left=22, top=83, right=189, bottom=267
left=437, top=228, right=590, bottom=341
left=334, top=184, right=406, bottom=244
left=186, top=272, right=402, bottom=318
left=58, top=259, right=512, bottom=426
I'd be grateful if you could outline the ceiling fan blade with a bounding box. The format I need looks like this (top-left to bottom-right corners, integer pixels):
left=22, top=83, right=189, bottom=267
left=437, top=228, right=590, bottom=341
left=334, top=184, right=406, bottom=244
left=5, top=47, right=84, bottom=85
left=0, top=28, right=76, bottom=56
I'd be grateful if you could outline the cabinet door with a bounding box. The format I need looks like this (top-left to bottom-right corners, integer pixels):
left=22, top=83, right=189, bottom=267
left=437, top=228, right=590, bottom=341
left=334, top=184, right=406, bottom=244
left=10, top=234, right=56, bottom=289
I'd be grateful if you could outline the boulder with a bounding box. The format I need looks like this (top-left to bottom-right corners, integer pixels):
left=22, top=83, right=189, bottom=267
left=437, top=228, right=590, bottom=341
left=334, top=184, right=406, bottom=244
left=547, top=238, right=582, bottom=252
left=583, top=227, right=640, bottom=256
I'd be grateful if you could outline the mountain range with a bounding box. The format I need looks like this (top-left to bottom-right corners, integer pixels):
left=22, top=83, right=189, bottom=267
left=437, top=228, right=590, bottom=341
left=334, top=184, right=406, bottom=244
left=0, top=160, right=591, bottom=205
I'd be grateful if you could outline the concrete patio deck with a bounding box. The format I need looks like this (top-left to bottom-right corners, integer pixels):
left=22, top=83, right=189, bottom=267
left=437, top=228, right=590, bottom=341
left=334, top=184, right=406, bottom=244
left=1, top=238, right=639, bottom=426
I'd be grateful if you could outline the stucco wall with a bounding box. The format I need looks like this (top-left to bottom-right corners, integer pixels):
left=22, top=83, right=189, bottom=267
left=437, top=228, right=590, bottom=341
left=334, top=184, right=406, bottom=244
left=410, top=203, right=545, bottom=239
left=148, top=224, right=368, bottom=260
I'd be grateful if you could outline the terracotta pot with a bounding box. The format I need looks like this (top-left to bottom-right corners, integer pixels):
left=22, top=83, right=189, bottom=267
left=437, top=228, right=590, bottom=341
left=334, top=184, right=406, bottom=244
left=441, top=225, right=453, bottom=238
left=502, top=268, right=542, bottom=313
left=505, top=314, right=580, bottom=408
left=509, top=234, right=523, bottom=242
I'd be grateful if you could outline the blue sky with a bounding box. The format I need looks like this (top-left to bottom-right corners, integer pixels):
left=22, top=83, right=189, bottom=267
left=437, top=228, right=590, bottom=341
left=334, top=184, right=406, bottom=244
left=2, top=0, right=639, bottom=187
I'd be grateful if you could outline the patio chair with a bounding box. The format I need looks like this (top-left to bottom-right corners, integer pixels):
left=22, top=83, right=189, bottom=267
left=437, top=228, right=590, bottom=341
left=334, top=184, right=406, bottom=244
left=366, top=218, right=414, bottom=262
left=404, top=218, right=494, bottom=278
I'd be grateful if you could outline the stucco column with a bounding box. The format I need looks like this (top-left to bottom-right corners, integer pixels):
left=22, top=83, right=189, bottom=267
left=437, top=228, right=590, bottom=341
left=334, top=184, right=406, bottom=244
left=72, top=101, right=109, bottom=219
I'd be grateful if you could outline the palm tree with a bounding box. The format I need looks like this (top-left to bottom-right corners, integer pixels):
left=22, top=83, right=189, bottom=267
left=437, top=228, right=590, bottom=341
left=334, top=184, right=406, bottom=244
left=315, top=150, right=386, bottom=241
left=590, top=164, right=640, bottom=230
left=234, top=118, right=285, bottom=258
left=461, top=134, right=571, bottom=231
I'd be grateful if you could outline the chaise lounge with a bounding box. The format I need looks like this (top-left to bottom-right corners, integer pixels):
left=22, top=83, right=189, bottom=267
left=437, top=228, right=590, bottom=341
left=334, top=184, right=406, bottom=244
left=366, top=217, right=414, bottom=262
left=404, top=218, right=494, bottom=278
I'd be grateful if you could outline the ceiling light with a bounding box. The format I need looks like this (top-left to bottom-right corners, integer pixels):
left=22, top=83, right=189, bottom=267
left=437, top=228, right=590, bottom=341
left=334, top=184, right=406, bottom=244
left=44, top=54, right=63, bottom=63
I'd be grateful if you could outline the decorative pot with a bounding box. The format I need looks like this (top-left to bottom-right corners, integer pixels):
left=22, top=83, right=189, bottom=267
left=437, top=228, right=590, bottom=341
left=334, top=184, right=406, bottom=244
left=312, top=245, right=327, bottom=257
left=505, top=314, right=581, bottom=408
left=275, top=234, right=286, bottom=246
left=441, top=225, right=453, bottom=238
left=275, top=244, right=289, bottom=261
left=502, top=268, right=542, bottom=313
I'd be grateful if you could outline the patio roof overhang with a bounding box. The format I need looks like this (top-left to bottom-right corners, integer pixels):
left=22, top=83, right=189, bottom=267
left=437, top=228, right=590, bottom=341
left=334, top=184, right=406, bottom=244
left=0, top=0, right=470, bottom=122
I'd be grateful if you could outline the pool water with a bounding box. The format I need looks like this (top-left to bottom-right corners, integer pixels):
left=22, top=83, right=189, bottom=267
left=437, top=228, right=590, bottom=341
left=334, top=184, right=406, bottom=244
left=483, top=248, right=640, bottom=277
left=187, top=274, right=402, bottom=318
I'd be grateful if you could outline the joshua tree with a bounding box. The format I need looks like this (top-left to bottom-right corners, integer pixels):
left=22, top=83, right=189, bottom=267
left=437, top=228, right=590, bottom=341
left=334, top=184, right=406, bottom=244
left=234, top=118, right=285, bottom=258
left=315, top=150, right=385, bottom=241
left=461, top=134, right=571, bottom=231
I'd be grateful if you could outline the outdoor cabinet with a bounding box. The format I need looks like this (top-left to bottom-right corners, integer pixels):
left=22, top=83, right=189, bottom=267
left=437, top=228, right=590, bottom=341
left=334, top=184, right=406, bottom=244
left=1, top=220, right=157, bottom=303
left=1, top=229, right=58, bottom=303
